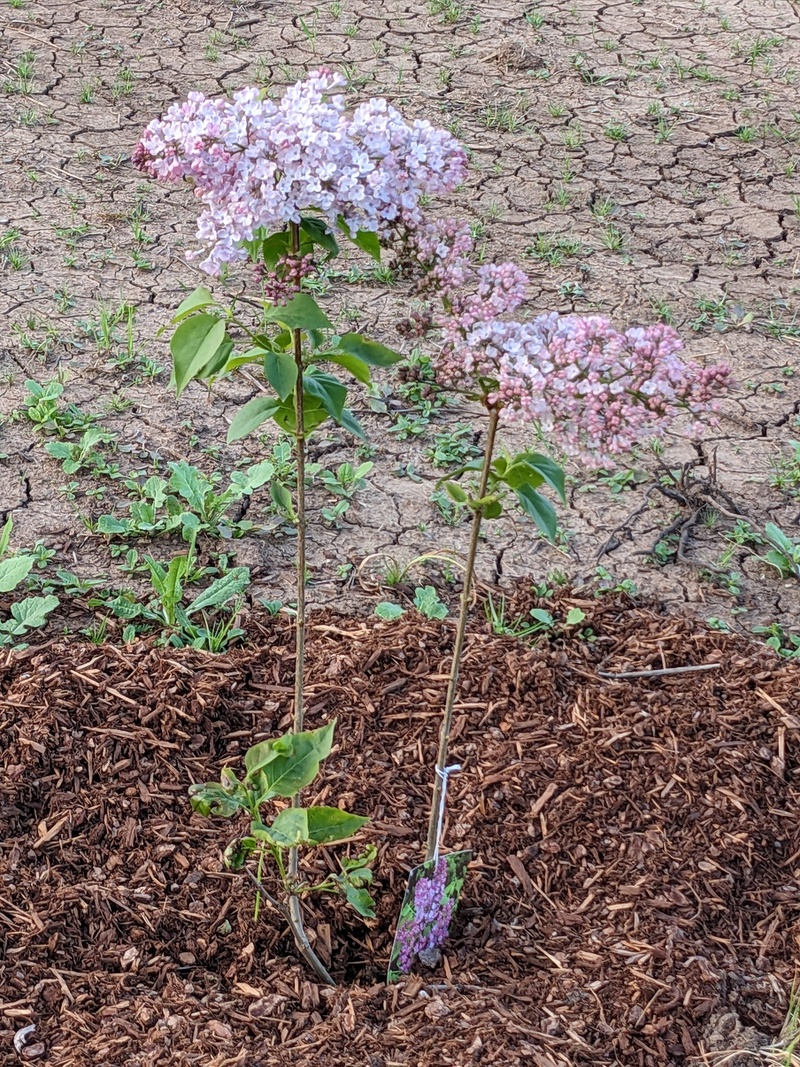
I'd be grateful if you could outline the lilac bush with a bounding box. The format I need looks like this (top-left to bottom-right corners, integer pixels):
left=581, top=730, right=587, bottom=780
left=136, top=68, right=733, bottom=979
left=135, top=70, right=469, bottom=984
left=397, top=216, right=732, bottom=863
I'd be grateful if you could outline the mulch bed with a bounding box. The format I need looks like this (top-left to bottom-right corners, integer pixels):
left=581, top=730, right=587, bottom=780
left=1, top=590, right=798, bottom=1066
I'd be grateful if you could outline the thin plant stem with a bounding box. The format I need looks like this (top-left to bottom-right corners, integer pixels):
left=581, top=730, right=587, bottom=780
left=288, top=220, right=307, bottom=746
left=244, top=869, right=335, bottom=986
left=253, top=845, right=265, bottom=922
left=425, top=405, right=500, bottom=862
left=282, top=221, right=333, bottom=985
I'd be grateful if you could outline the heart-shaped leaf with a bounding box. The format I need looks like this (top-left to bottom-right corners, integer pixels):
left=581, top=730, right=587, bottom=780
left=264, top=351, right=298, bottom=401
left=264, top=293, right=333, bottom=332
left=266, top=805, right=369, bottom=847
left=228, top=397, right=281, bottom=443
left=171, top=315, right=227, bottom=395
left=515, top=484, right=558, bottom=541
left=245, top=720, right=336, bottom=800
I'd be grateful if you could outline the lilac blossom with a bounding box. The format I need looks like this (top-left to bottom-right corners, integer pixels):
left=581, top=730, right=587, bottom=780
left=133, top=70, right=467, bottom=275
left=397, top=218, right=732, bottom=464
left=436, top=312, right=731, bottom=463
left=394, top=858, right=455, bottom=973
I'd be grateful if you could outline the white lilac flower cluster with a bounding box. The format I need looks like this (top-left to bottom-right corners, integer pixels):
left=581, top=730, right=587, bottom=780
left=133, top=70, right=467, bottom=275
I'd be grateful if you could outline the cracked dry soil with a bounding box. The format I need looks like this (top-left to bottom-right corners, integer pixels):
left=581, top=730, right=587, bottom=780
left=1, top=0, right=800, bottom=1065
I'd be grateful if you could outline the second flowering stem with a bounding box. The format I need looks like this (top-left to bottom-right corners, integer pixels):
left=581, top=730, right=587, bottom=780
left=424, top=405, right=500, bottom=862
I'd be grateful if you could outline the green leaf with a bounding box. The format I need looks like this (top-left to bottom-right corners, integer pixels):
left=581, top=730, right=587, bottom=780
left=413, top=586, right=448, bottom=620
left=223, top=836, right=258, bottom=871
left=341, top=844, right=377, bottom=874
left=529, top=608, right=555, bottom=627
left=300, top=216, right=339, bottom=257
left=270, top=481, right=295, bottom=517
left=764, top=523, right=794, bottom=554
left=168, top=460, right=209, bottom=512
left=0, top=555, right=34, bottom=593
left=272, top=396, right=330, bottom=435
left=303, top=371, right=347, bottom=421
left=229, top=459, right=275, bottom=495
left=338, top=220, right=381, bottom=262
left=202, top=337, right=234, bottom=379
left=336, top=333, right=403, bottom=368
left=7, top=594, right=59, bottom=632
left=516, top=453, right=567, bottom=503
left=514, top=484, right=558, bottom=542
left=171, top=314, right=227, bottom=395
left=764, top=549, right=794, bottom=578
left=565, top=607, right=587, bottom=626
left=343, top=884, right=376, bottom=918
left=261, top=231, right=290, bottom=270
left=142, top=476, right=169, bottom=506
left=338, top=407, right=367, bottom=440
left=264, top=293, right=333, bottom=332
left=170, top=286, right=215, bottom=325
left=264, top=351, right=298, bottom=402
left=189, top=781, right=243, bottom=818
left=502, top=463, right=543, bottom=491
left=443, top=481, right=467, bottom=504
left=221, top=348, right=271, bottom=374
left=187, top=567, right=250, bottom=615
left=375, top=602, right=404, bottom=621
left=158, top=555, right=188, bottom=623
left=244, top=720, right=336, bottom=799
left=0, top=516, right=12, bottom=559
left=228, top=397, right=281, bottom=443
left=44, top=441, right=71, bottom=461
left=322, top=352, right=372, bottom=384
left=106, top=594, right=144, bottom=620
left=482, top=499, right=503, bottom=519
left=267, top=806, right=369, bottom=847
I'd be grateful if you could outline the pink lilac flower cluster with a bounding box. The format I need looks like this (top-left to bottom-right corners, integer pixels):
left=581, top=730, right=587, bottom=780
left=436, top=312, right=731, bottom=463
left=133, top=70, right=467, bottom=275
left=398, top=218, right=731, bottom=464
left=398, top=216, right=474, bottom=295
left=394, top=858, right=454, bottom=973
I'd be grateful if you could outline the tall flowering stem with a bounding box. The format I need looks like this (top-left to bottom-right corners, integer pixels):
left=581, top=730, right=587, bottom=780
left=135, top=70, right=469, bottom=983
left=283, top=221, right=332, bottom=983
left=425, top=406, right=499, bottom=862
left=288, top=221, right=307, bottom=742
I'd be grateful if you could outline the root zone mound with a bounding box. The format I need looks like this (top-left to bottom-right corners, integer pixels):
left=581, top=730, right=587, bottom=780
left=1, top=594, right=799, bottom=1067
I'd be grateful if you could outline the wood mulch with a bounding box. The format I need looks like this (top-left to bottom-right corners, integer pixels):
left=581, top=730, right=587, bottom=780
left=1, top=590, right=798, bottom=1066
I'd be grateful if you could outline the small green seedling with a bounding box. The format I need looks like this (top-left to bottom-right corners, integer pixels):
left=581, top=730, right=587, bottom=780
left=760, top=523, right=800, bottom=579
left=0, top=518, right=59, bottom=648
left=414, top=585, right=448, bottom=619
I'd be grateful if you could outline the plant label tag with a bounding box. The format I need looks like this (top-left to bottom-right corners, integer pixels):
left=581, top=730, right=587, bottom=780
left=387, top=850, right=472, bottom=982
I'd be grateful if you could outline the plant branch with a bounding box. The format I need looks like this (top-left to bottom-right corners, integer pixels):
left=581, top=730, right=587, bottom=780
left=289, top=219, right=307, bottom=748
left=288, top=895, right=335, bottom=986
left=245, top=866, right=287, bottom=920
left=424, top=405, right=500, bottom=862
left=282, top=221, right=333, bottom=985
left=244, top=869, right=334, bottom=986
